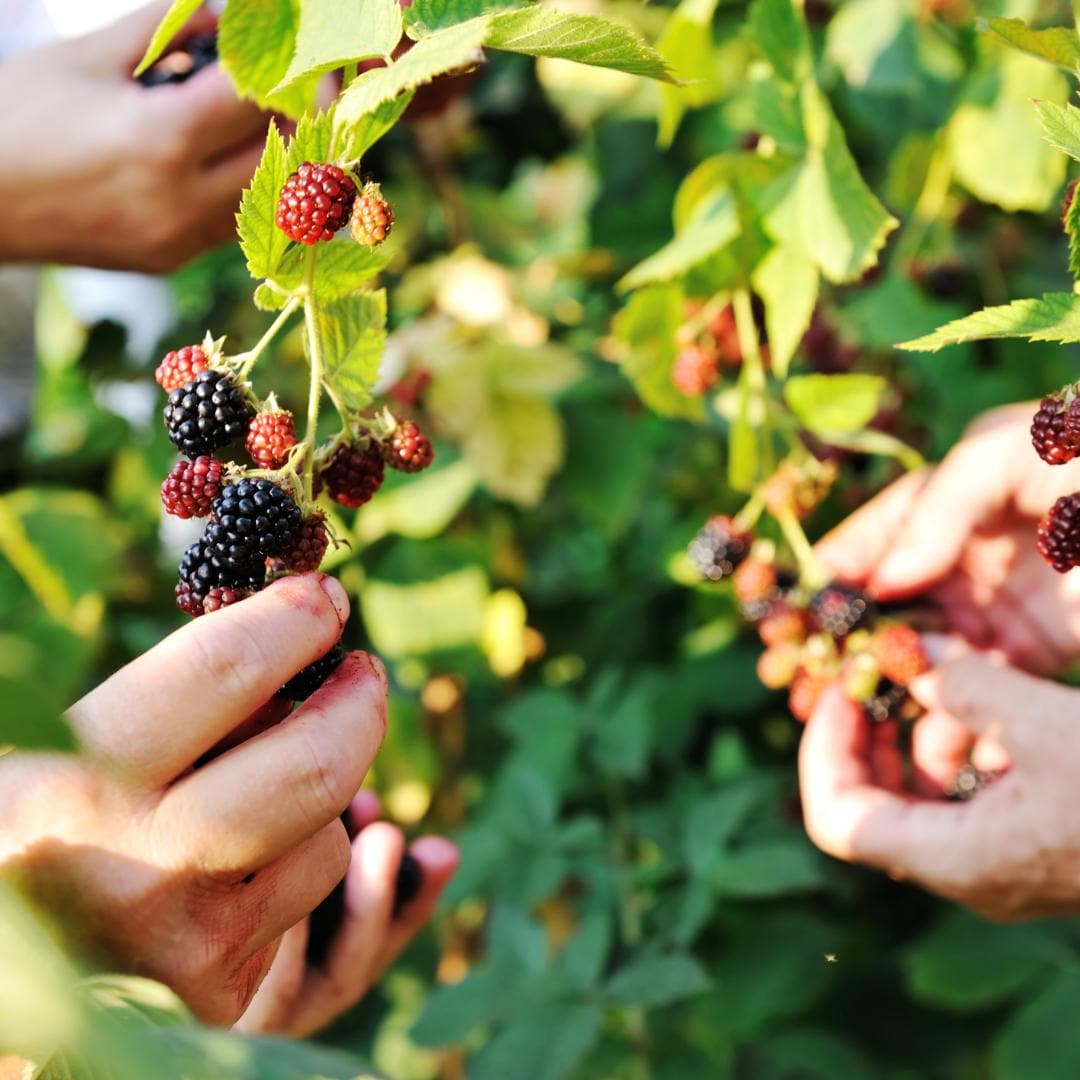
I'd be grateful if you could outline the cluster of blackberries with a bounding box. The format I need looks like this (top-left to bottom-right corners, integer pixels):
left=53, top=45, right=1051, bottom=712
left=687, top=517, right=929, bottom=725
left=275, top=162, right=394, bottom=249
left=671, top=302, right=746, bottom=398
left=1030, top=389, right=1080, bottom=572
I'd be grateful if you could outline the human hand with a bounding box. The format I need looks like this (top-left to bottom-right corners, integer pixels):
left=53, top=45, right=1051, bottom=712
left=799, top=647, right=1080, bottom=920
left=236, top=791, right=459, bottom=1037
left=0, top=574, right=387, bottom=1025
left=816, top=403, right=1080, bottom=674
left=0, top=3, right=266, bottom=272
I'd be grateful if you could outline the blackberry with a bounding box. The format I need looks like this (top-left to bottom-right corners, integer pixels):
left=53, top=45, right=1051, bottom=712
left=863, top=678, right=919, bottom=725
left=1031, top=395, right=1078, bottom=465
left=1037, top=492, right=1080, bottom=572
left=809, top=584, right=876, bottom=638
left=160, top=456, right=224, bottom=519
left=279, top=513, right=330, bottom=573
left=246, top=409, right=297, bottom=470
left=201, top=585, right=252, bottom=614
left=687, top=515, right=751, bottom=581
left=307, top=877, right=345, bottom=969
left=206, top=478, right=302, bottom=569
left=164, top=369, right=254, bottom=459
left=322, top=443, right=385, bottom=508
left=758, top=603, right=809, bottom=647
left=393, top=851, right=424, bottom=916
left=176, top=539, right=265, bottom=616
left=671, top=345, right=720, bottom=397
left=381, top=419, right=434, bottom=473
left=276, top=162, right=357, bottom=245
left=155, top=344, right=208, bottom=393
left=349, top=182, right=393, bottom=247
left=280, top=641, right=345, bottom=701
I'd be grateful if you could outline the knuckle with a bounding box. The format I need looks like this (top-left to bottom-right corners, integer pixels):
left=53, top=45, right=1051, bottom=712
left=191, top=621, right=271, bottom=707
left=293, top=725, right=354, bottom=828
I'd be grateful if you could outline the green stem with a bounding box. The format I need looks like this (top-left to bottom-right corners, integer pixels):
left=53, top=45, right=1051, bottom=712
left=731, top=288, right=774, bottom=477
left=236, top=296, right=301, bottom=381
left=733, top=486, right=769, bottom=534
left=302, top=249, right=323, bottom=505
left=776, top=505, right=827, bottom=590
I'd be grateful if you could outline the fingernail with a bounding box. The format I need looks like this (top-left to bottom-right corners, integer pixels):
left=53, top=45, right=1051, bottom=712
left=318, top=574, right=349, bottom=626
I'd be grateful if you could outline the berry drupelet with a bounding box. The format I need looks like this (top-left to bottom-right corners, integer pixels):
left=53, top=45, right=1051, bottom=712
left=321, top=443, right=385, bottom=508
left=164, top=369, right=254, bottom=459
left=276, top=162, right=357, bottom=245
left=1037, top=492, right=1080, bottom=572
left=206, top=478, right=303, bottom=569
left=160, top=456, right=224, bottom=519
left=246, top=409, right=297, bottom=470
left=280, top=641, right=345, bottom=701
left=155, top=344, right=208, bottom=393
left=687, top=515, right=752, bottom=581
left=381, top=419, right=434, bottom=473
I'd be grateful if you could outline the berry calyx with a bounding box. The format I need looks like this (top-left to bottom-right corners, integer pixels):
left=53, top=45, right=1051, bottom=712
left=1037, top=492, right=1080, bottom=573
left=246, top=409, right=297, bottom=470
left=809, top=583, right=876, bottom=639
left=206, top=478, right=303, bottom=569
left=276, top=162, right=358, bottom=245
left=164, top=369, right=254, bottom=459
left=155, top=344, right=208, bottom=393
left=872, top=623, right=929, bottom=686
left=1031, top=395, right=1079, bottom=465
left=322, top=443, right=385, bottom=508
left=671, top=345, right=720, bottom=397
left=279, top=512, right=330, bottom=573
left=687, top=515, right=752, bottom=581
left=349, top=182, right=394, bottom=247
left=382, top=419, right=434, bottom=473
left=279, top=642, right=345, bottom=701
left=160, top=456, right=224, bottom=519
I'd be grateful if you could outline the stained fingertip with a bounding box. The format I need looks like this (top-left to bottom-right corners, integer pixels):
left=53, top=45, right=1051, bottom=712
left=349, top=789, right=381, bottom=828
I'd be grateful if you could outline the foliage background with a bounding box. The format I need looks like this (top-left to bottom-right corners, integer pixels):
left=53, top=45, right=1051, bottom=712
left=6, top=0, right=1080, bottom=1076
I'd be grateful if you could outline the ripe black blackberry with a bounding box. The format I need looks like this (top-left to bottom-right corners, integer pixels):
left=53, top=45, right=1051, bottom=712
left=687, top=515, right=751, bottom=581
left=280, top=641, right=345, bottom=701
left=322, top=443, right=385, bottom=508
left=160, top=456, right=224, bottom=518
left=381, top=419, right=434, bottom=473
left=946, top=764, right=1001, bottom=801
left=175, top=539, right=265, bottom=616
left=164, top=369, right=254, bottom=459
left=1031, top=395, right=1078, bottom=465
left=276, top=162, right=357, bottom=245
left=393, top=851, right=423, bottom=915
left=809, top=583, right=876, bottom=638
left=206, top=478, right=302, bottom=569
left=1037, top=493, right=1080, bottom=572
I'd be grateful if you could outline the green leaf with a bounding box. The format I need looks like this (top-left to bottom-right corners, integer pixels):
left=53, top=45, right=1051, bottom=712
left=253, top=282, right=289, bottom=311
left=356, top=459, right=477, bottom=541
left=411, top=971, right=509, bottom=1046
left=656, top=0, right=725, bottom=148
left=275, top=0, right=403, bottom=94
left=606, top=951, right=710, bottom=1007
left=748, top=1028, right=877, bottom=1080
left=470, top=1000, right=603, bottom=1080
left=237, top=121, right=289, bottom=283
left=284, top=109, right=336, bottom=174
left=986, top=17, right=1080, bottom=71
left=749, top=0, right=811, bottom=84
left=900, top=293, right=1080, bottom=351
left=132, top=0, right=202, bottom=76
left=218, top=0, right=318, bottom=118
left=906, top=911, right=1060, bottom=1011
left=995, top=971, right=1080, bottom=1080
left=273, top=241, right=389, bottom=300
left=336, top=18, right=491, bottom=126
left=485, top=8, right=673, bottom=81
left=708, top=839, right=828, bottom=897
left=316, top=290, right=387, bottom=410
left=406, top=0, right=525, bottom=36
left=337, top=91, right=416, bottom=163
left=784, top=374, right=887, bottom=436
left=824, top=0, right=914, bottom=93
left=948, top=50, right=1068, bottom=212
left=752, top=246, right=818, bottom=378
left=1035, top=99, right=1080, bottom=163
left=618, top=189, right=740, bottom=290
left=1068, top=177, right=1080, bottom=279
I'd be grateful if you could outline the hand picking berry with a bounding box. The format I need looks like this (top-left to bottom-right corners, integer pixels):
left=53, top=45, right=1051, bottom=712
left=205, top=478, right=303, bottom=569
left=279, top=641, right=346, bottom=701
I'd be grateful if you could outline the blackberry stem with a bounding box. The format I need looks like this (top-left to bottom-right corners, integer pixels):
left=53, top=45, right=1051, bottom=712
left=732, top=288, right=774, bottom=477
left=776, top=504, right=827, bottom=590
left=236, top=296, right=301, bottom=380
left=302, top=248, right=323, bottom=506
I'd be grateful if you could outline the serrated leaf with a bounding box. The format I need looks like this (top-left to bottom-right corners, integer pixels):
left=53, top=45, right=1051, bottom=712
left=900, top=293, right=1080, bottom=351
left=132, top=0, right=202, bottom=76
left=1035, top=99, right=1080, bottom=163
left=709, top=839, right=827, bottom=897
left=237, top=121, right=289, bottom=282
left=275, top=0, right=403, bottom=94
left=218, top=0, right=317, bottom=118
left=1068, top=179, right=1080, bottom=279
left=749, top=0, right=811, bottom=85
left=406, top=0, right=525, bottom=36
left=337, top=91, right=416, bottom=162
left=752, top=246, right=818, bottom=378
left=253, top=282, right=289, bottom=311
left=284, top=109, right=336, bottom=174
left=485, top=8, right=673, bottom=81
left=410, top=971, right=508, bottom=1046
left=273, top=240, right=389, bottom=299
left=606, top=951, right=710, bottom=1007
left=986, top=17, right=1080, bottom=71
left=316, top=290, right=387, bottom=410
left=656, top=0, right=725, bottom=148
left=336, top=18, right=491, bottom=125
left=618, top=189, right=740, bottom=290
left=784, top=374, right=886, bottom=436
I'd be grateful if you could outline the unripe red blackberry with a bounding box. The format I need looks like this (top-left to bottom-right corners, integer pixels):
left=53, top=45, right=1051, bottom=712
left=280, top=641, right=345, bottom=701
left=733, top=557, right=778, bottom=620
left=393, top=851, right=424, bottom=916
left=671, top=345, right=720, bottom=397
left=164, top=369, right=254, bottom=459
left=1064, top=399, right=1080, bottom=449
left=176, top=538, right=266, bottom=617
left=349, top=182, right=393, bottom=247
left=872, top=623, right=929, bottom=685
left=160, top=456, right=224, bottom=519
left=757, top=643, right=801, bottom=690
left=280, top=513, right=330, bottom=573
left=155, top=344, right=208, bottom=393
left=1031, top=395, right=1078, bottom=465
left=809, top=584, right=876, bottom=638
left=1037, top=492, right=1080, bottom=572
left=788, top=670, right=826, bottom=724
left=246, top=409, right=297, bottom=470
left=202, top=585, right=253, bottom=614
left=206, top=478, right=303, bottom=568
left=758, top=603, right=809, bottom=647
left=382, top=419, right=434, bottom=473
left=687, top=515, right=751, bottom=581
left=276, top=162, right=357, bottom=245
left=322, top=443, right=385, bottom=508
